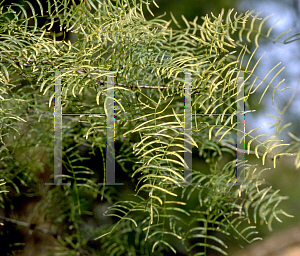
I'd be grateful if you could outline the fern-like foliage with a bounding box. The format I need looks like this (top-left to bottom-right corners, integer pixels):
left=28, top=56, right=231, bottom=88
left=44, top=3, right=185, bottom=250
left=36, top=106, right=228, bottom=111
left=0, top=0, right=299, bottom=255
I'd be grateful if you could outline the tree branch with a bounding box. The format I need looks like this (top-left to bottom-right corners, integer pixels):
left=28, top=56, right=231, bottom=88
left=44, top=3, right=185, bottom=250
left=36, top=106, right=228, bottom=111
left=0, top=215, right=58, bottom=236
left=219, top=140, right=275, bottom=159
left=0, top=215, right=94, bottom=255
left=0, top=55, right=201, bottom=92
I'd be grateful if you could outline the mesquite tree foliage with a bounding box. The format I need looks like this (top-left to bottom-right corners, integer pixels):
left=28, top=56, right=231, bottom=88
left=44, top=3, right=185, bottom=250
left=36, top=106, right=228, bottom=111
left=0, top=0, right=300, bottom=255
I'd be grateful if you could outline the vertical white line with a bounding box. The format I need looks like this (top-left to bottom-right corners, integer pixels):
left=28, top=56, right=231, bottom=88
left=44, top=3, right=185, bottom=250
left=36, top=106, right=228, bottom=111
left=184, top=71, right=192, bottom=183
left=97, top=72, right=122, bottom=186
left=236, top=72, right=245, bottom=183
left=46, top=70, right=70, bottom=185
left=105, top=73, right=115, bottom=184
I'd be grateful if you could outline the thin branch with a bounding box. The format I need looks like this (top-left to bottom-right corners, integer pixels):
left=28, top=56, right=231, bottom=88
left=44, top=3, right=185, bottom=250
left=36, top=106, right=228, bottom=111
left=4, top=56, right=271, bottom=157
left=75, top=69, right=171, bottom=90
left=0, top=215, right=95, bottom=255
left=1, top=55, right=200, bottom=92
left=0, top=215, right=58, bottom=236
left=219, top=140, right=275, bottom=159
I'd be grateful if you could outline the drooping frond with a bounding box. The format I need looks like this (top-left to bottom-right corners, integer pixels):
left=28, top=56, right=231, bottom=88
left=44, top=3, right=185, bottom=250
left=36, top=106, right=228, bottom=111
left=0, top=1, right=298, bottom=255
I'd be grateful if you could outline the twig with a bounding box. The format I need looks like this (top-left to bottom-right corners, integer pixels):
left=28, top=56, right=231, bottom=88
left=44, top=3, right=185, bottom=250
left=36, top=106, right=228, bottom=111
left=0, top=215, right=58, bottom=236
left=75, top=69, right=172, bottom=89
left=219, top=140, right=275, bottom=159
left=0, top=215, right=94, bottom=255
left=1, top=55, right=201, bottom=92
left=5, top=54, right=274, bottom=159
